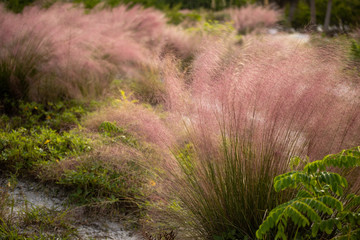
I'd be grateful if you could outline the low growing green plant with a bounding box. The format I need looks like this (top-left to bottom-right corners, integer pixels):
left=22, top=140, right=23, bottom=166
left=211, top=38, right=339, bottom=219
left=256, top=146, right=360, bottom=240
left=1, top=100, right=88, bottom=131
left=99, top=121, right=138, bottom=147
left=0, top=127, right=91, bottom=174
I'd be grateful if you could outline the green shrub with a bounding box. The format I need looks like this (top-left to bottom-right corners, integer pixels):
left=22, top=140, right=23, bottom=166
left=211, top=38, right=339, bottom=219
left=0, top=127, right=91, bottom=173
left=256, top=146, right=360, bottom=239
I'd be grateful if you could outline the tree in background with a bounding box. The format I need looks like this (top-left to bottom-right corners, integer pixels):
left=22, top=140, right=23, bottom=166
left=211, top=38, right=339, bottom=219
left=288, top=0, right=299, bottom=24
left=286, top=0, right=360, bottom=30
left=323, top=0, right=332, bottom=32
left=310, top=0, right=316, bottom=26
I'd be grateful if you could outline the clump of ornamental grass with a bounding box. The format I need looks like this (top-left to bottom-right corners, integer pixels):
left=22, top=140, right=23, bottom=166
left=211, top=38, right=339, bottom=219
left=163, top=36, right=360, bottom=239
left=228, top=4, right=280, bottom=33
left=83, top=99, right=175, bottom=150
left=0, top=3, right=198, bottom=106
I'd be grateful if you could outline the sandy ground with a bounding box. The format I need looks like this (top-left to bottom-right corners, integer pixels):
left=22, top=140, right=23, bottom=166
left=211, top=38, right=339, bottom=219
left=0, top=178, right=143, bottom=240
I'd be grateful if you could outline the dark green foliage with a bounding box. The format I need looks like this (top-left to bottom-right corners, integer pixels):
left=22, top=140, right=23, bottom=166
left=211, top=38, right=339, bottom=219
left=1, top=101, right=87, bottom=131
left=0, top=0, right=36, bottom=13
left=165, top=5, right=202, bottom=25
left=2, top=0, right=254, bottom=13
left=256, top=146, right=360, bottom=240
left=289, top=0, right=360, bottom=29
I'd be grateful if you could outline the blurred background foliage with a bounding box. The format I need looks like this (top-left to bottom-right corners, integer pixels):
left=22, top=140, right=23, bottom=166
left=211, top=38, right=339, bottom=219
left=1, top=0, right=359, bottom=30
left=288, top=0, right=360, bottom=29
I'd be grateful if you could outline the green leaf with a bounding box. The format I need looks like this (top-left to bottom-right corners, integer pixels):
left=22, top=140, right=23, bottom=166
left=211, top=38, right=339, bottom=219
left=319, top=195, right=343, bottom=212
left=317, top=172, right=348, bottom=196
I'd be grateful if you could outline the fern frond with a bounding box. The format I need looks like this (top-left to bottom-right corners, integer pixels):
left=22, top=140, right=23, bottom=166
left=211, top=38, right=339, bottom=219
left=322, top=147, right=360, bottom=169
left=257, top=147, right=360, bottom=239
left=332, top=228, right=360, bottom=240
left=286, top=205, right=310, bottom=227
left=312, top=218, right=342, bottom=237
left=300, top=198, right=333, bottom=215
left=304, top=160, right=326, bottom=174
left=256, top=207, right=285, bottom=239
left=320, top=218, right=342, bottom=234
left=319, top=195, right=343, bottom=212
left=296, top=190, right=313, bottom=198
left=317, top=172, right=348, bottom=196
left=292, top=199, right=321, bottom=222
left=345, top=194, right=360, bottom=211
left=274, top=172, right=311, bottom=192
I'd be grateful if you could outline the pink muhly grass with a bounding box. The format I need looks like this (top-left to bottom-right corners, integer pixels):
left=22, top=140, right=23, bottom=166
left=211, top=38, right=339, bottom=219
left=0, top=3, right=170, bottom=102
left=228, top=5, right=280, bottom=33
left=161, top=56, right=189, bottom=112
left=161, top=26, right=200, bottom=58
left=84, top=103, right=175, bottom=150
left=168, top=36, right=360, bottom=238
left=189, top=36, right=360, bottom=159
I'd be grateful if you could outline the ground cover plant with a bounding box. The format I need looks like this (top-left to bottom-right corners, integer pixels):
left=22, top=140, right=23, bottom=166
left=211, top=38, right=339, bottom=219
left=1, top=1, right=360, bottom=239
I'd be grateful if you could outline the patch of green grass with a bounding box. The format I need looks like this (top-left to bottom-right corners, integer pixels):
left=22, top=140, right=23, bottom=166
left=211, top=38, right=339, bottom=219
left=56, top=156, right=150, bottom=216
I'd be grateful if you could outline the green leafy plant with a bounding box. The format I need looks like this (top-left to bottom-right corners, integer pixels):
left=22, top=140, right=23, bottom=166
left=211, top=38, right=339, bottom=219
left=256, top=146, right=360, bottom=240
left=0, top=127, right=91, bottom=174
left=1, top=100, right=87, bottom=131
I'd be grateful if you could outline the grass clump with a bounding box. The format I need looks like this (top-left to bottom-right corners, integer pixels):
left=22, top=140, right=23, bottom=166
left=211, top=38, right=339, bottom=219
left=171, top=124, right=294, bottom=239
left=57, top=157, right=148, bottom=208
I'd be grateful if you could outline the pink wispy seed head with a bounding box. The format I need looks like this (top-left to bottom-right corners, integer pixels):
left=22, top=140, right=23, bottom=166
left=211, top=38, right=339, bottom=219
left=228, top=5, right=280, bottom=33
left=185, top=35, right=360, bottom=162
left=0, top=3, right=170, bottom=101
left=84, top=104, right=175, bottom=150
left=161, top=27, right=200, bottom=58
